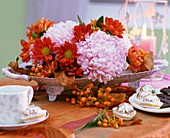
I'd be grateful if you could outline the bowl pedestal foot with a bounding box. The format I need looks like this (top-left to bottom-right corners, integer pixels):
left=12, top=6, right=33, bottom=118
left=45, top=85, right=64, bottom=101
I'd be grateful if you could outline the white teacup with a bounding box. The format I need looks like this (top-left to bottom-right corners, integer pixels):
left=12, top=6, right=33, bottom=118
left=0, top=85, right=34, bottom=124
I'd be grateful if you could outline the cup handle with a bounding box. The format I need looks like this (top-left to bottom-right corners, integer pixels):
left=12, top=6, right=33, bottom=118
left=26, top=86, right=34, bottom=104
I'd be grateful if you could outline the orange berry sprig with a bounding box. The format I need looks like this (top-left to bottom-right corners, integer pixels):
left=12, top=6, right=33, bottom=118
left=66, top=83, right=116, bottom=108
left=97, top=109, right=123, bottom=129
left=80, top=108, right=124, bottom=130
left=30, top=65, right=44, bottom=77
left=29, top=61, right=55, bottom=77
left=71, top=83, right=96, bottom=107
left=96, top=87, right=115, bottom=108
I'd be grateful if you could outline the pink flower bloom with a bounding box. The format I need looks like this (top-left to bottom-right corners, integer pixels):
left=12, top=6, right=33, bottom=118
left=43, top=20, right=77, bottom=47
left=77, top=30, right=132, bottom=84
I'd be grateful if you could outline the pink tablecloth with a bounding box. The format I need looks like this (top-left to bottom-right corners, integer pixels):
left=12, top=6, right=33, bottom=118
left=140, top=72, right=170, bottom=88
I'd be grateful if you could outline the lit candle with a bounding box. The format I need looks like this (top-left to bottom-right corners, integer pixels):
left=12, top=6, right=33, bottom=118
left=131, top=24, right=157, bottom=55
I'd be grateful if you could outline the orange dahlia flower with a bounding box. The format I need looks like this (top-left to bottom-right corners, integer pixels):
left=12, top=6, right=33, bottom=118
left=55, top=41, right=79, bottom=67
left=90, top=19, right=100, bottom=31
left=101, top=17, right=125, bottom=38
left=26, top=18, right=55, bottom=40
left=71, top=23, right=93, bottom=43
left=128, top=46, right=145, bottom=68
left=43, top=61, right=56, bottom=77
left=127, top=46, right=154, bottom=73
left=31, top=37, right=56, bottom=61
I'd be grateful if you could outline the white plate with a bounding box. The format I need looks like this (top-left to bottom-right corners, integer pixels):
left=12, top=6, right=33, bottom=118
left=136, top=87, right=161, bottom=94
left=0, top=111, right=49, bottom=130
left=129, top=94, right=170, bottom=113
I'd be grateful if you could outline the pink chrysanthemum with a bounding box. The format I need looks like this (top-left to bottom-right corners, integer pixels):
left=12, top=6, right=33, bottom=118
left=43, top=20, right=77, bottom=47
left=77, top=30, right=132, bottom=84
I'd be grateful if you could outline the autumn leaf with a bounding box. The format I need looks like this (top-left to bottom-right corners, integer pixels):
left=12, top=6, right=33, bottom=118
left=130, top=119, right=142, bottom=125
left=8, top=57, right=30, bottom=75
left=143, top=52, right=154, bottom=70
left=110, top=93, right=126, bottom=107
left=54, top=71, right=75, bottom=85
left=8, top=57, right=19, bottom=70
left=122, top=119, right=142, bottom=126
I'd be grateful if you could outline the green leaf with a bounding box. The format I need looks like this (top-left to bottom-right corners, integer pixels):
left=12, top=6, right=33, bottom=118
left=39, top=31, right=46, bottom=36
left=96, top=16, right=104, bottom=28
left=77, top=15, right=83, bottom=24
left=79, top=110, right=104, bottom=131
left=32, top=33, right=39, bottom=38
left=79, top=116, right=98, bottom=130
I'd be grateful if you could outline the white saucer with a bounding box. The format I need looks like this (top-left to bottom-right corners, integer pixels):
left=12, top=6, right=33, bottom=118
left=112, top=107, right=136, bottom=120
left=129, top=94, right=170, bottom=113
left=0, top=111, right=49, bottom=130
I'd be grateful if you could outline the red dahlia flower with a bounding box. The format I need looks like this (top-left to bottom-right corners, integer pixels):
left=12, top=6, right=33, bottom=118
left=71, top=23, right=93, bottom=43
left=64, top=60, right=83, bottom=77
left=20, top=39, right=34, bottom=62
left=55, top=41, right=79, bottom=67
left=31, top=37, right=56, bottom=61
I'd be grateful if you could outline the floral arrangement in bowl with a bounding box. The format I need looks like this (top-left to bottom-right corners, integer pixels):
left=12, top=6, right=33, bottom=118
left=8, top=16, right=154, bottom=85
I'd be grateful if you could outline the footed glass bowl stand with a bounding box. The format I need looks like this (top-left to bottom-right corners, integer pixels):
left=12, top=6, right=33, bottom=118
left=2, top=59, right=168, bottom=101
